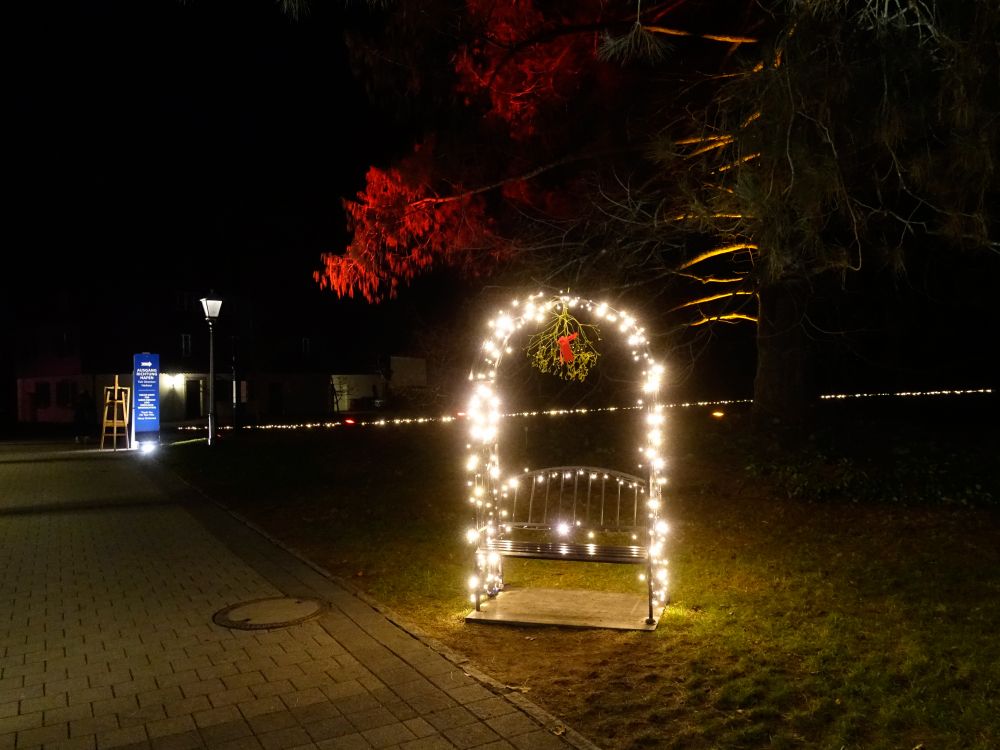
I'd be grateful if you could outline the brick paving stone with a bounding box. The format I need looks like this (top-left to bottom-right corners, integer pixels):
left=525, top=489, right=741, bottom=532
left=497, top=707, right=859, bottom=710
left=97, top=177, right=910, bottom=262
left=48, top=735, right=100, bottom=750
left=114, top=679, right=160, bottom=699
left=0, top=701, right=16, bottom=719
left=442, top=722, right=501, bottom=749
left=373, top=666, right=421, bottom=686
left=286, top=704, right=338, bottom=727
left=257, top=726, right=312, bottom=750
left=426, top=673, right=471, bottom=693
left=145, top=716, right=198, bottom=740
left=316, top=684, right=365, bottom=704
left=192, top=707, right=243, bottom=731
left=314, top=734, right=370, bottom=750
left=164, top=696, right=212, bottom=719
left=327, top=693, right=380, bottom=717
left=444, top=685, right=493, bottom=705
left=118, top=704, right=169, bottom=730
left=294, top=661, right=339, bottom=679
left=247, top=682, right=292, bottom=702
left=258, top=669, right=302, bottom=686
left=90, top=670, right=134, bottom=689
left=0, top=711, right=43, bottom=735
left=92, top=696, right=140, bottom=719
left=424, top=708, right=477, bottom=733
left=484, top=713, right=540, bottom=737
left=410, top=661, right=455, bottom=680
left=171, top=659, right=212, bottom=676
left=345, top=707, right=398, bottom=733
left=17, top=721, right=70, bottom=747
left=180, top=681, right=225, bottom=700
left=236, top=698, right=286, bottom=721
left=156, top=673, right=199, bottom=691
left=245, top=712, right=297, bottom=736
left=278, top=690, right=325, bottom=711
left=302, top=717, right=355, bottom=743
left=45, top=677, right=91, bottom=697
left=211, top=737, right=263, bottom=750
left=286, top=675, right=331, bottom=693
left=208, top=689, right=254, bottom=710
left=464, top=699, right=515, bottom=722
left=404, top=694, right=456, bottom=716
left=70, top=714, right=121, bottom=738
left=197, top=720, right=252, bottom=746
left=509, top=730, right=568, bottom=750
left=3, top=662, right=45, bottom=679
left=149, top=730, right=205, bottom=750
left=0, top=678, right=24, bottom=694
left=138, top=687, right=185, bottom=709
left=208, top=653, right=249, bottom=669
left=476, top=741, right=516, bottom=750
left=220, top=674, right=263, bottom=692
left=401, top=718, right=436, bottom=739
left=397, top=737, right=455, bottom=750
left=44, top=702, right=94, bottom=726
left=383, top=702, right=418, bottom=722
left=267, top=654, right=309, bottom=670
left=68, top=688, right=114, bottom=707
left=233, top=661, right=276, bottom=678
left=0, top=685, right=43, bottom=705
left=389, top=682, right=441, bottom=702
left=362, top=722, right=417, bottom=749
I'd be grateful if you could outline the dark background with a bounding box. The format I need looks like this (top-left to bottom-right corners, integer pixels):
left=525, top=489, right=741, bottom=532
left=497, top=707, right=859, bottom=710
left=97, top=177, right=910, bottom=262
left=3, top=1, right=997, bottom=425
left=2, top=0, right=466, bottom=325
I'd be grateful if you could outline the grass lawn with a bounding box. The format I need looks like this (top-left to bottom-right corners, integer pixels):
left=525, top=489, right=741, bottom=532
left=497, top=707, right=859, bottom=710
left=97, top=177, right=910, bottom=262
left=158, top=399, right=1000, bottom=749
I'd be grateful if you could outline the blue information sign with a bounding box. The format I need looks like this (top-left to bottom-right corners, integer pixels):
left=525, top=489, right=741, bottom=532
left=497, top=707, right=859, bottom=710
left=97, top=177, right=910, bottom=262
left=133, top=353, right=160, bottom=434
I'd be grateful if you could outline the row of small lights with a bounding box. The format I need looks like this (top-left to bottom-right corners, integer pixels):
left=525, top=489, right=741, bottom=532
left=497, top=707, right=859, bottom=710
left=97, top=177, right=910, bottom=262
left=174, top=386, right=991, bottom=434
left=464, top=293, right=671, bottom=612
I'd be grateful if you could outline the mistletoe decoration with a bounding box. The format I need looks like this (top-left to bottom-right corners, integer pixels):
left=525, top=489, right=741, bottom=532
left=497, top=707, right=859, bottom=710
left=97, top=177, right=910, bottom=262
left=526, top=305, right=601, bottom=381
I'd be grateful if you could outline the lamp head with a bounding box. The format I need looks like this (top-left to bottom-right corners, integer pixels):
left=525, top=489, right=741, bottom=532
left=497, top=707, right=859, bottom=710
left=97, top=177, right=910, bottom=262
left=200, top=296, right=222, bottom=321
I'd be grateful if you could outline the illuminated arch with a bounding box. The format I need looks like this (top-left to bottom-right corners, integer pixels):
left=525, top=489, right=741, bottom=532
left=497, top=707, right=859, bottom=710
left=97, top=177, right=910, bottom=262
left=463, top=292, right=669, bottom=610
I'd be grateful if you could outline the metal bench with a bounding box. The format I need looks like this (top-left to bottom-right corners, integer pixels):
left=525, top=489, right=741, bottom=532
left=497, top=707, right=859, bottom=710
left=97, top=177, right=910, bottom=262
left=472, top=465, right=661, bottom=624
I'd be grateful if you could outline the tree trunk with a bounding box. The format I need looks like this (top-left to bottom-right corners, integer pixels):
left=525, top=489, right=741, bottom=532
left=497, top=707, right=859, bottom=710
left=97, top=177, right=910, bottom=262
left=753, top=280, right=813, bottom=425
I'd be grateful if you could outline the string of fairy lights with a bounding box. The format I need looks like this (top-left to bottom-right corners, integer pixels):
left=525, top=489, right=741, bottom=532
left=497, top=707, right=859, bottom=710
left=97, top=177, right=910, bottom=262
left=463, top=292, right=671, bottom=614
left=175, top=387, right=991, bottom=433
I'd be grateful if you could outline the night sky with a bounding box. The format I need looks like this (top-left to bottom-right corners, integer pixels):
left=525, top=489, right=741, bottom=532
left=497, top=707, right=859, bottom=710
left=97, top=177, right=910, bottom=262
left=4, top=2, right=997, bottom=407
left=7, top=0, right=401, bottom=310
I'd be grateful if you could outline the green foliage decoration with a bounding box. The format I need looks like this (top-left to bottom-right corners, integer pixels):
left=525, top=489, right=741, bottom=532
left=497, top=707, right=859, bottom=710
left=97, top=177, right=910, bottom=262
left=525, top=305, right=601, bottom=382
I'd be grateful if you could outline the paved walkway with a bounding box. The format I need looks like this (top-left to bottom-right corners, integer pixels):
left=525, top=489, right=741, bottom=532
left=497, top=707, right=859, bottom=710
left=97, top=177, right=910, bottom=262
left=0, top=443, right=596, bottom=750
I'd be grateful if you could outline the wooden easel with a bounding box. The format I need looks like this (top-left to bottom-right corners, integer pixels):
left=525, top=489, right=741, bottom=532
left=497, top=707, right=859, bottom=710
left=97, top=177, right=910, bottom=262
left=100, top=375, right=131, bottom=451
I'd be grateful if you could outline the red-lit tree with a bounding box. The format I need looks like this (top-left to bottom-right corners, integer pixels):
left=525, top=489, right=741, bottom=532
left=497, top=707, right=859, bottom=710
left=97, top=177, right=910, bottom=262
left=316, top=0, right=999, bottom=423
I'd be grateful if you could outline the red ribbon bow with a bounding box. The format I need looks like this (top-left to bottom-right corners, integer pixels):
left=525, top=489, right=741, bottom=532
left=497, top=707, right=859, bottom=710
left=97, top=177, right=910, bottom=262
left=557, top=332, right=579, bottom=363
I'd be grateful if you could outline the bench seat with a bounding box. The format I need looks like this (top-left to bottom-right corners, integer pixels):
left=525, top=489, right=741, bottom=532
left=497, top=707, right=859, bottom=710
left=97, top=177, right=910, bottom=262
left=483, top=538, right=648, bottom=564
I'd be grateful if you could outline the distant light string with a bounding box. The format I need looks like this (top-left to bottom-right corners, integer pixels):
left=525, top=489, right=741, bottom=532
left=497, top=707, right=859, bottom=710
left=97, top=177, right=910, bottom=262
left=174, top=388, right=991, bottom=433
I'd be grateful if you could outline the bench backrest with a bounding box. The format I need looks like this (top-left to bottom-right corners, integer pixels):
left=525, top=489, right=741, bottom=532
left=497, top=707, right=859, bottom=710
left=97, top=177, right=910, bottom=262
left=501, top=466, right=648, bottom=532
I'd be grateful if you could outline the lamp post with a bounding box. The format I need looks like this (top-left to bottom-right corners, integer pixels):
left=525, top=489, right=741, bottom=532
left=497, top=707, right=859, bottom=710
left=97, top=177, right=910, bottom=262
left=200, top=295, right=223, bottom=446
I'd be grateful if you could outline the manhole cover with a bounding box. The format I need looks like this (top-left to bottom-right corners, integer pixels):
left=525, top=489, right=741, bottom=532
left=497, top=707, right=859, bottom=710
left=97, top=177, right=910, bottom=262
left=213, top=597, right=325, bottom=630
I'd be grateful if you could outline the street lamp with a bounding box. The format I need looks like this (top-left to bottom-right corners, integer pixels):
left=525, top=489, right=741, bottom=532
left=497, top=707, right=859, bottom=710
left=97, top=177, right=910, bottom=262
left=200, top=295, right=223, bottom=445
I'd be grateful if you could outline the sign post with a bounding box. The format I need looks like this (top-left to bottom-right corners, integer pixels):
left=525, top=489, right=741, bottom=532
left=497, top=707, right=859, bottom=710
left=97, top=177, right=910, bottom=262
left=132, top=353, right=160, bottom=449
